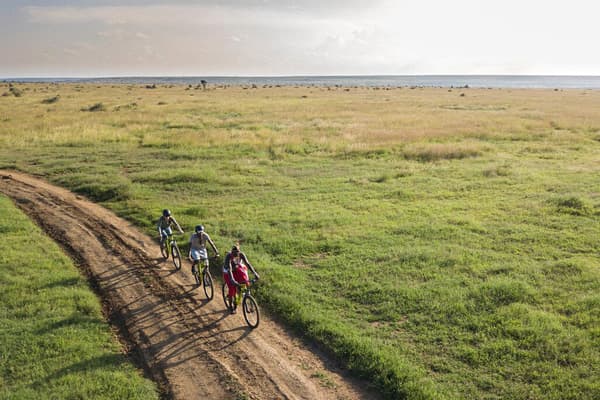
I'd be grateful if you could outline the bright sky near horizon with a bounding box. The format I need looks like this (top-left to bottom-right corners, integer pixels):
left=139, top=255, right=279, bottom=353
left=1, top=0, right=598, bottom=77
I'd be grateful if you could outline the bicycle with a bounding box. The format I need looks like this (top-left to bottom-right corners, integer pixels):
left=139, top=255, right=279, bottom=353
left=160, top=234, right=182, bottom=270
left=192, top=261, right=214, bottom=300
left=221, top=279, right=260, bottom=329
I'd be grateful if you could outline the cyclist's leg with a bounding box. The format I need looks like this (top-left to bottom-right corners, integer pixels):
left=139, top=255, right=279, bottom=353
left=196, top=248, right=208, bottom=275
left=159, top=228, right=168, bottom=245
left=223, top=272, right=236, bottom=312
left=164, top=227, right=173, bottom=242
left=190, top=249, right=201, bottom=273
left=166, top=227, right=175, bottom=254
left=231, top=268, right=247, bottom=308
left=191, top=259, right=199, bottom=274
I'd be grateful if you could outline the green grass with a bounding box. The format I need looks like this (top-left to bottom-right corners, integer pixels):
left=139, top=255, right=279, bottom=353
left=0, top=195, right=158, bottom=400
left=1, top=83, right=599, bottom=399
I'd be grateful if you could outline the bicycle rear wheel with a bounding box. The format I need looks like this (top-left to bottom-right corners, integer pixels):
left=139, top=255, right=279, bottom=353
left=242, top=295, right=260, bottom=328
left=171, top=242, right=182, bottom=270
left=221, top=282, right=229, bottom=309
left=203, top=270, right=214, bottom=300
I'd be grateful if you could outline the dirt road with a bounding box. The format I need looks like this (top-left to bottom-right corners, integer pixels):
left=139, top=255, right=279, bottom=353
left=0, top=171, right=379, bottom=400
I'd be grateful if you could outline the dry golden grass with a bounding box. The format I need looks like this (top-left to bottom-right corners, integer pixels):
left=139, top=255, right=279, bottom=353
left=0, top=84, right=600, bottom=161
left=1, top=83, right=600, bottom=156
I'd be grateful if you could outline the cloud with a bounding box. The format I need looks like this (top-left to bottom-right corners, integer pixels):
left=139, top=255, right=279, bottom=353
left=21, top=3, right=374, bottom=27
left=25, top=6, right=128, bottom=25
left=10, top=0, right=600, bottom=76
left=97, top=29, right=149, bottom=41
left=63, top=47, right=78, bottom=56
left=97, top=29, right=126, bottom=39
left=21, top=1, right=380, bottom=16
left=143, top=44, right=156, bottom=56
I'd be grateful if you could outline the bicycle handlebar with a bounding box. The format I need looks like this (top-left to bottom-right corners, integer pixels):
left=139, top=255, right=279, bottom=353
left=236, top=278, right=257, bottom=288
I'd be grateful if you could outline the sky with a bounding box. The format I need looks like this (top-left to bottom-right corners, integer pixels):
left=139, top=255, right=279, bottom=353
left=1, top=0, right=599, bottom=77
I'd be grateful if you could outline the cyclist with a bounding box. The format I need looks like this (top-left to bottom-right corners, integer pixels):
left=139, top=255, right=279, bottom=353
left=223, top=244, right=260, bottom=313
left=157, top=209, right=184, bottom=247
left=189, top=224, right=219, bottom=280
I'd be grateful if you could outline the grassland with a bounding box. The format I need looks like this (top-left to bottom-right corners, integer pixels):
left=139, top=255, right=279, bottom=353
left=0, top=195, right=158, bottom=399
left=1, top=82, right=599, bottom=399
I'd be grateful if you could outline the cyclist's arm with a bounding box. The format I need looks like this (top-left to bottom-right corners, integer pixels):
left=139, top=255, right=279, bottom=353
left=171, top=217, right=184, bottom=234
left=204, top=233, right=219, bottom=255
left=222, top=252, right=230, bottom=268
left=156, top=217, right=163, bottom=237
left=228, top=268, right=239, bottom=286
left=240, top=252, right=260, bottom=279
left=223, top=254, right=238, bottom=285
left=229, top=268, right=240, bottom=286
left=222, top=253, right=231, bottom=273
left=188, top=234, right=194, bottom=258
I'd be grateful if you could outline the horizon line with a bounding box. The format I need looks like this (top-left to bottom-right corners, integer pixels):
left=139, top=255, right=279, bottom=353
left=3, top=73, right=600, bottom=80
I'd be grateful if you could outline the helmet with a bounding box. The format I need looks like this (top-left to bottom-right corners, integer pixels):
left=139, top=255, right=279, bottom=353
left=162, top=209, right=171, bottom=217
left=195, top=224, right=204, bottom=232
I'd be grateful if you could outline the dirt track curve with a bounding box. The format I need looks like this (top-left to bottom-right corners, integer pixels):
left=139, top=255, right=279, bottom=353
left=0, top=171, right=380, bottom=400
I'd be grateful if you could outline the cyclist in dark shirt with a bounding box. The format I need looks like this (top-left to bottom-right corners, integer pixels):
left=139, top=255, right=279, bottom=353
left=156, top=209, right=183, bottom=246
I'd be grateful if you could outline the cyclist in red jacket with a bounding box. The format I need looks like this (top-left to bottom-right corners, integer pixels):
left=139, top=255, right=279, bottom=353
left=223, top=244, right=260, bottom=313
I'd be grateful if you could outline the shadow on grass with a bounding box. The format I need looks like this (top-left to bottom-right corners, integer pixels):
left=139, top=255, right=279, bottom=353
left=27, top=353, right=128, bottom=391
left=41, top=277, right=81, bottom=289
left=35, top=314, right=103, bottom=335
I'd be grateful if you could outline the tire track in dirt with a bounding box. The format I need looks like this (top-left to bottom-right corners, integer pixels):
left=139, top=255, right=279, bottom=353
left=1, top=171, right=381, bottom=400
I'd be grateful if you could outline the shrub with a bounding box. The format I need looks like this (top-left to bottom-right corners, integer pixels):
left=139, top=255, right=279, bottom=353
left=73, top=182, right=130, bottom=202
left=41, top=95, right=60, bottom=104
left=483, top=165, right=511, bottom=177
left=9, top=87, right=22, bottom=97
left=369, top=174, right=390, bottom=183
left=552, top=196, right=591, bottom=216
left=403, top=143, right=483, bottom=162
left=81, top=103, right=106, bottom=112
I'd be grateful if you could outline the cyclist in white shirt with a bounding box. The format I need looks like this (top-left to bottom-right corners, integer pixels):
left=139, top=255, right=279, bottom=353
left=189, top=224, right=219, bottom=277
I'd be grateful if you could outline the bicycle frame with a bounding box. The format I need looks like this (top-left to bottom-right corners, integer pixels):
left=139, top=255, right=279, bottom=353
left=160, top=233, right=182, bottom=269
left=235, top=280, right=254, bottom=305
left=162, top=234, right=178, bottom=256
left=222, top=278, right=259, bottom=327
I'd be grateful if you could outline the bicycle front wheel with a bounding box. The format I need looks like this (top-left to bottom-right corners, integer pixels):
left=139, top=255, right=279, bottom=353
left=171, top=242, right=182, bottom=270
left=160, top=241, right=168, bottom=259
left=242, top=295, right=260, bottom=329
left=203, top=271, right=214, bottom=300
